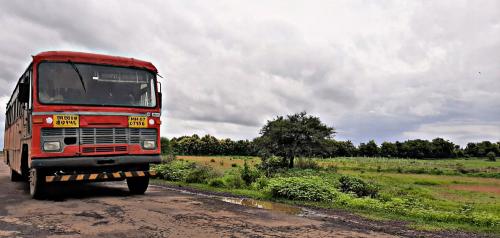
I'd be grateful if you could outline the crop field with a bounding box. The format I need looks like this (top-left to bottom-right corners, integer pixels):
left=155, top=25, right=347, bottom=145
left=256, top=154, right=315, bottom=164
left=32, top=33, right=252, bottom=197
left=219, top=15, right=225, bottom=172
left=155, top=156, right=500, bottom=234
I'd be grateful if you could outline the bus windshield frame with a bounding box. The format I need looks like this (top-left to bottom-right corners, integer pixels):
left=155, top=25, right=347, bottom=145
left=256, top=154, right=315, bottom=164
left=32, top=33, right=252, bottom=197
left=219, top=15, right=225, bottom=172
left=36, top=61, right=158, bottom=108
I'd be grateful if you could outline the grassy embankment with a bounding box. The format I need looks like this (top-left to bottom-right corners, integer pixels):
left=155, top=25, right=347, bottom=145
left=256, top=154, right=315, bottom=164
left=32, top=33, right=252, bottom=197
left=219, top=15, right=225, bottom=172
left=152, top=156, right=500, bottom=234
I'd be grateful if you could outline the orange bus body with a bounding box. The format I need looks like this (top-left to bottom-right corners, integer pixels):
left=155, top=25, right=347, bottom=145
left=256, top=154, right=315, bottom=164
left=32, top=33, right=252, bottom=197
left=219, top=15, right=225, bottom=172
left=3, top=51, right=162, bottom=197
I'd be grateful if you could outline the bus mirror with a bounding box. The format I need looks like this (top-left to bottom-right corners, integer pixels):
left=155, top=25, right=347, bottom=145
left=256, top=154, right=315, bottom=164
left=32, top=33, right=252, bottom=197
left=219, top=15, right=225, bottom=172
left=158, top=92, right=162, bottom=108
left=18, top=82, right=29, bottom=103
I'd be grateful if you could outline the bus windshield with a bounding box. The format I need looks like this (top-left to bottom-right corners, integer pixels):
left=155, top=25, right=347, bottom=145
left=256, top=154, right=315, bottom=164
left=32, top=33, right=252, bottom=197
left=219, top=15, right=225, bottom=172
left=37, top=62, right=157, bottom=108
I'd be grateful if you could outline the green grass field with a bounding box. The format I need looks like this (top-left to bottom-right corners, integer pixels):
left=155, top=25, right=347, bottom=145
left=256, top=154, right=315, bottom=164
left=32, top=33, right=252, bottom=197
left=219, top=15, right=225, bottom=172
left=156, top=155, right=500, bottom=234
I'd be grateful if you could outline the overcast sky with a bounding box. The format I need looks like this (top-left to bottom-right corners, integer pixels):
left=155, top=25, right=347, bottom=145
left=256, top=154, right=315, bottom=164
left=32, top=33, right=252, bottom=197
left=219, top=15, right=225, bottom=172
left=1, top=0, right=499, bottom=147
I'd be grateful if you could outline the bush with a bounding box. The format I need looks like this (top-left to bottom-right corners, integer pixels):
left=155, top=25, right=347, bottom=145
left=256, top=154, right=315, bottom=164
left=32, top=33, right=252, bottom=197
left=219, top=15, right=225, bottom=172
left=338, top=175, right=379, bottom=198
left=153, top=160, right=195, bottom=181
left=223, top=169, right=245, bottom=188
left=252, top=176, right=269, bottom=190
left=486, top=152, right=496, bottom=161
left=185, top=165, right=217, bottom=183
left=241, top=161, right=260, bottom=185
left=208, top=178, right=225, bottom=187
left=153, top=160, right=217, bottom=183
left=259, top=155, right=288, bottom=176
left=267, top=176, right=338, bottom=202
left=294, top=158, right=321, bottom=170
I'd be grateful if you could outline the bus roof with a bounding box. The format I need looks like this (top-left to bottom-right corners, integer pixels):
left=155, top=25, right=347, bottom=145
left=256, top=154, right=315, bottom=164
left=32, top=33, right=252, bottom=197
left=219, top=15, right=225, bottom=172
left=33, top=51, right=158, bottom=73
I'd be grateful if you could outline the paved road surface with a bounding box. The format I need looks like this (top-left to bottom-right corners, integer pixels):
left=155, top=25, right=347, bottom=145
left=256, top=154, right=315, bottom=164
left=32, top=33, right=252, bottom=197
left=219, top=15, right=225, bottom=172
left=0, top=161, right=481, bottom=238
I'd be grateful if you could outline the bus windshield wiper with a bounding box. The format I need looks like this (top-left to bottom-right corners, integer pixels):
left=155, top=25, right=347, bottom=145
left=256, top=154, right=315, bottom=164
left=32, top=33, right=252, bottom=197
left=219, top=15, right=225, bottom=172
left=68, top=60, right=86, bottom=92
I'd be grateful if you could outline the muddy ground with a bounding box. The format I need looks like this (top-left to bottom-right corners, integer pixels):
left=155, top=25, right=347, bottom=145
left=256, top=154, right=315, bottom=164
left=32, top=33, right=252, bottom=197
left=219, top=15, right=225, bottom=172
left=0, top=162, right=490, bottom=238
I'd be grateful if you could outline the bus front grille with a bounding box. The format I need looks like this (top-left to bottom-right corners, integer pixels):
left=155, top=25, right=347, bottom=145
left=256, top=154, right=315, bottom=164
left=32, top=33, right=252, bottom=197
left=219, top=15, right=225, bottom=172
left=40, top=128, right=157, bottom=146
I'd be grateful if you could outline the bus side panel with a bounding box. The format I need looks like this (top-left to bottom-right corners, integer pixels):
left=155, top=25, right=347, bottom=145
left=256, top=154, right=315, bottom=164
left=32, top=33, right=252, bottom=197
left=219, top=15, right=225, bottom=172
left=5, top=118, right=25, bottom=174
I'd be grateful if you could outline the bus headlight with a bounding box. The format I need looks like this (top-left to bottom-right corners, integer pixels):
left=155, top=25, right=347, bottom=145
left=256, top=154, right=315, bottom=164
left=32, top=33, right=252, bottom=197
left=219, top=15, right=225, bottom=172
left=43, top=141, right=61, bottom=151
left=142, top=140, right=156, bottom=150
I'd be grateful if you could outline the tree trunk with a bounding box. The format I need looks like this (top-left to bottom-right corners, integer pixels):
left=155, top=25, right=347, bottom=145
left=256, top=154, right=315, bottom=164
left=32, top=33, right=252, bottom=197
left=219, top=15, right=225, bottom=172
left=288, top=156, right=294, bottom=168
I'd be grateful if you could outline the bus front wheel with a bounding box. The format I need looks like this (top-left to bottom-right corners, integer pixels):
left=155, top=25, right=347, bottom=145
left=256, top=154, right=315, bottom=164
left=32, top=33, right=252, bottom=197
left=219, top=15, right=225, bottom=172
left=30, top=168, right=45, bottom=199
left=127, top=177, right=149, bottom=195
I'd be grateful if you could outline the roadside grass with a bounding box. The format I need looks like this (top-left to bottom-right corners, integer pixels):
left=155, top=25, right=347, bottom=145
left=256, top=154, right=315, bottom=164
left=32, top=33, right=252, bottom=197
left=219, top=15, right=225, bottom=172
left=155, top=155, right=500, bottom=234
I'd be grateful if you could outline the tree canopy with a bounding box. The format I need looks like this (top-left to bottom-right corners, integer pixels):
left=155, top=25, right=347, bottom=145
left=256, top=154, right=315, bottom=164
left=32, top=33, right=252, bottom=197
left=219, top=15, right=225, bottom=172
left=255, top=112, right=335, bottom=168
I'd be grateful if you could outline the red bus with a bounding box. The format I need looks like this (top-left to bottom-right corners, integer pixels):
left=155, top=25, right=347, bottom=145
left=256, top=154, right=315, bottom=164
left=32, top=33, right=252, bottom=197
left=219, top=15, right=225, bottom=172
left=3, top=51, right=162, bottom=198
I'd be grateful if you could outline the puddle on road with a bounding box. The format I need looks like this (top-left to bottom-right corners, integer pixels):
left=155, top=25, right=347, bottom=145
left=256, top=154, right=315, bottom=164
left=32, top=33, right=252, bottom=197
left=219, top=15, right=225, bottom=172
left=151, top=184, right=328, bottom=217
left=220, top=197, right=302, bottom=215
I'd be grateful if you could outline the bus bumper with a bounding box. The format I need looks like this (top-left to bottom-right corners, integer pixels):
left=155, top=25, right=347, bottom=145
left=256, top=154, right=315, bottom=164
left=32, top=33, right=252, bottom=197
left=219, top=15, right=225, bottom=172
left=45, top=170, right=156, bottom=183
left=31, top=155, right=161, bottom=168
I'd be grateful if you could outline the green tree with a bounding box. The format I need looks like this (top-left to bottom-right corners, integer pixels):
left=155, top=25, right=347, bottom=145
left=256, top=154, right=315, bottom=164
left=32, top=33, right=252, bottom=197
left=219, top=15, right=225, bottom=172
left=431, top=138, right=455, bottom=158
left=399, top=139, right=432, bottom=159
left=255, top=112, right=335, bottom=168
left=380, top=142, right=397, bottom=158
left=358, top=140, right=380, bottom=157
left=160, top=137, right=170, bottom=154
left=464, top=142, right=478, bottom=157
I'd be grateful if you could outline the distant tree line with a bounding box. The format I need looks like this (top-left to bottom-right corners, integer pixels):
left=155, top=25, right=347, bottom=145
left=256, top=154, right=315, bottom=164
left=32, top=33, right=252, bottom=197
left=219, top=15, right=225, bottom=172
left=161, top=135, right=499, bottom=160
left=160, top=112, right=499, bottom=160
left=161, top=134, right=257, bottom=156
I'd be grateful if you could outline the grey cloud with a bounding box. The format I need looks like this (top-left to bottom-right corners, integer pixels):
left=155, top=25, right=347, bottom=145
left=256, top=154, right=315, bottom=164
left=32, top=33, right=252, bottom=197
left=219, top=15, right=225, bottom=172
left=0, top=0, right=499, bottom=148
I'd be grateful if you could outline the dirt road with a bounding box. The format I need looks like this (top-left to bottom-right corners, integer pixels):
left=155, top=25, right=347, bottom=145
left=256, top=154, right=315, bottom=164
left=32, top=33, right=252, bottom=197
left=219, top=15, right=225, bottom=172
left=0, top=162, right=483, bottom=238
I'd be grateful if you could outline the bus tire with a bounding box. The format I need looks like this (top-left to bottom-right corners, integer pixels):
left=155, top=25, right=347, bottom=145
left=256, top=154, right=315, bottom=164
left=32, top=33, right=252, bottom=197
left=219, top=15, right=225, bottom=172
left=10, top=169, right=24, bottom=182
left=21, top=144, right=29, bottom=181
left=29, top=168, right=45, bottom=199
left=127, top=176, right=149, bottom=195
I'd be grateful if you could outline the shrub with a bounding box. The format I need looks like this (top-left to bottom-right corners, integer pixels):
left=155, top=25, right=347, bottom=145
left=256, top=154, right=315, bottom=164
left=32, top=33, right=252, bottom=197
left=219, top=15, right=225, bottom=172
left=231, top=163, right=238, bottom=167
left=153, top=160, right=217, bottom=183
left=294, top=158, right=321, bottom=170
left=338, top=175, right=379, bottom=198
left=252, top=176, right=269, bottom=190
left=185, top=165, right=217, bottom=183
left=223, top=169, right=245, bottom=188
left=486, top=152, right=496, bottom=161
left=259, top=155, right=288, bottom=176
left=208, top=178, right=225, bottom=187
left=162, top=153, right=176, bottom=163
left=210, top=158, right=216, bottom=163
left=152, top=160, right=195, bottom=181
left=267, top=176, right=338, bottom=202
left=241, top=161, right=260, bottom=185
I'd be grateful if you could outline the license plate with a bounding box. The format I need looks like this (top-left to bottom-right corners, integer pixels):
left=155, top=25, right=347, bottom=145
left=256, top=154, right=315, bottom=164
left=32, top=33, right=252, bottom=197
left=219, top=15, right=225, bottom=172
left=53, top=115, right=79, bottom=128
left=128, top=116, right=147, bottom=128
